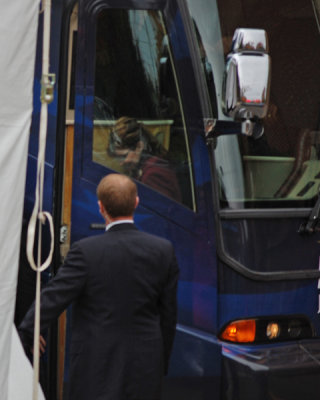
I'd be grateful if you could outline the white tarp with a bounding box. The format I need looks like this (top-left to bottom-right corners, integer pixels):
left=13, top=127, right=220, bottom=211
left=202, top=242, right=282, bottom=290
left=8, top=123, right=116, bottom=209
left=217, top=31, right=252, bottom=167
left=0, top=1, right=44, bottom=399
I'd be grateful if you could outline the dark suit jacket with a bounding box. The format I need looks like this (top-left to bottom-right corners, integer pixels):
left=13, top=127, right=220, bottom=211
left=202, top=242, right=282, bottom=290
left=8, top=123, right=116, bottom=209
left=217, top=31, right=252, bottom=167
left=19, top=223, right=179, bottom=400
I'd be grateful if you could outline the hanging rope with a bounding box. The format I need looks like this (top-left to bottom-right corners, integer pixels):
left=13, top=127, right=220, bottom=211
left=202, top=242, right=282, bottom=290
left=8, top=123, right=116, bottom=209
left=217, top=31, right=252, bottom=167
left=26, top=0, right=55, bottom=399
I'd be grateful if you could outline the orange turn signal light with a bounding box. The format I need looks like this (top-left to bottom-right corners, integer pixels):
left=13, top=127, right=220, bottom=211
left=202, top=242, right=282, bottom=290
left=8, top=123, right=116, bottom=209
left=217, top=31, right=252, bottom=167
left=220, top=319, right=256, bottom=343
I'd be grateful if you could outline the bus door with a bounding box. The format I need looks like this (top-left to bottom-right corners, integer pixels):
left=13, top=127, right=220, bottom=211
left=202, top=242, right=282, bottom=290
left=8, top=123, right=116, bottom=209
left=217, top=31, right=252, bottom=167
left=61, top=0, right=220, bottom=398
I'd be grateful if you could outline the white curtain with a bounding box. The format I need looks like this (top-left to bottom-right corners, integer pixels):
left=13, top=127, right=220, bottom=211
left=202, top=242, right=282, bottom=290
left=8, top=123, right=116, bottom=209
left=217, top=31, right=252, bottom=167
left=0, top=1, right=44, bottom=398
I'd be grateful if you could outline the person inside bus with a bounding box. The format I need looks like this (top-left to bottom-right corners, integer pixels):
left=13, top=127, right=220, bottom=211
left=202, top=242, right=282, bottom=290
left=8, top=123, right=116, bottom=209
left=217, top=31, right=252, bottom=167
left=108, top=116, right=182, bottom=203
left=18, top=173, right=179, bottom=400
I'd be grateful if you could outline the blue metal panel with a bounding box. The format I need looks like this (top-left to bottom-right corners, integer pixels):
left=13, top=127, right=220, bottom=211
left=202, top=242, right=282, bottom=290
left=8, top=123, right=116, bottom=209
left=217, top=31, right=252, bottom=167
left=219, top=277, right=319, bottom=332
left=162, top=324, right=222, bottom=399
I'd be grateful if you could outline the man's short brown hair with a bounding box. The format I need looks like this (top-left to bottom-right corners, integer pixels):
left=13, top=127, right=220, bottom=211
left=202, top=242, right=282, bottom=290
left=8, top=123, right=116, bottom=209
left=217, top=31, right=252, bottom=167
left=96, top=174, right=137, bottom=218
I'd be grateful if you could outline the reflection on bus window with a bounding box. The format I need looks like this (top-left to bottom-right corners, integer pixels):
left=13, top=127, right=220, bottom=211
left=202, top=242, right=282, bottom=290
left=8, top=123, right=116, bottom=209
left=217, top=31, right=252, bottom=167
left=92, top=9, right=194, bottom=209
left=108, top=117, right=182, bottom=202
left=214, top=0, right=320, bottom=208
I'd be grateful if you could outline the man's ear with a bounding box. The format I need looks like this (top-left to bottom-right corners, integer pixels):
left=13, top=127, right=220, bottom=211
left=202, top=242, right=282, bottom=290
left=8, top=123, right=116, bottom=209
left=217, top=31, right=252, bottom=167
left=135, top=196, right=139, bottom=209
left=98, top=200, right=105, bottom=217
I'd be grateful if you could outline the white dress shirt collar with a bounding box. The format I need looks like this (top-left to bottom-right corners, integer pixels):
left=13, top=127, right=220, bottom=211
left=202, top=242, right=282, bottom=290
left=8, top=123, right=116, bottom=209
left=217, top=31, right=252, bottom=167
left=105, top=219, right=134, bottom=231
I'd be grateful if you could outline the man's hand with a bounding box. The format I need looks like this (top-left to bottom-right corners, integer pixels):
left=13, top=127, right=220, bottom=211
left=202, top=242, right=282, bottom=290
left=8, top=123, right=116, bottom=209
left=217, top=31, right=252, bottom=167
left=31, top=335, right=47, bottom=356
left=39, top=335, right=46, bottom=355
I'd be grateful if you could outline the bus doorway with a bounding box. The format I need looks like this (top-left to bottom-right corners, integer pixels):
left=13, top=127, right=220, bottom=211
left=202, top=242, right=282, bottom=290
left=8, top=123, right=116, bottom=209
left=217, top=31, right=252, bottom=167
left=59, top=1, right=218, bottom=398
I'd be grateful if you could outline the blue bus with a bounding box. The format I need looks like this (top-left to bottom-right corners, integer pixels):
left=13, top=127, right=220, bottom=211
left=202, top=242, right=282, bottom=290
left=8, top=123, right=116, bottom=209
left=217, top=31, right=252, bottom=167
left=22, top=0, right=320, bottom=398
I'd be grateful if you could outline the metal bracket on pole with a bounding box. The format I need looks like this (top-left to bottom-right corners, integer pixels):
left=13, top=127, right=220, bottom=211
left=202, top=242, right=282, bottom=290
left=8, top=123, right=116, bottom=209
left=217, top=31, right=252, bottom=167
left=41, top=73, right=56, bottom=104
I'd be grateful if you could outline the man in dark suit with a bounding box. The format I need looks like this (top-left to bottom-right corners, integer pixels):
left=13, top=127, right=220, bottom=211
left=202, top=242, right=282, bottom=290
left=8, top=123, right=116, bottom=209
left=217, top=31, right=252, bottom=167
left=19, top=173, right=179, bottom=400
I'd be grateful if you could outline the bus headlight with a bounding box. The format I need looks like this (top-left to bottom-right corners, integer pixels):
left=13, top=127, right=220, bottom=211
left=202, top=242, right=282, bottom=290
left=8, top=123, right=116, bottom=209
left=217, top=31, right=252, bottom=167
left=219, top=316, right=313, bottom=343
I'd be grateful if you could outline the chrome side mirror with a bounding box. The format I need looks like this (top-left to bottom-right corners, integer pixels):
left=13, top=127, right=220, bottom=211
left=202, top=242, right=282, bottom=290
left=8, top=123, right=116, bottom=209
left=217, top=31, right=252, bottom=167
left=222, top=28, right=271, bottom=137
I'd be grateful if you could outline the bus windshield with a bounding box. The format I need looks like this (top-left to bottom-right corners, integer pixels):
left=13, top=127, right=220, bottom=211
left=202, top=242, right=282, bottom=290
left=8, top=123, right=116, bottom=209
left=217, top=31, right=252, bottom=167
left=188, top=0, right=320, bottom=209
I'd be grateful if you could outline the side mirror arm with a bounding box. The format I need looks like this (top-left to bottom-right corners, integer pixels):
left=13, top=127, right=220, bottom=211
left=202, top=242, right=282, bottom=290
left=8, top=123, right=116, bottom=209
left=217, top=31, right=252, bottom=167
left=204, top=118, right=264, bottom=142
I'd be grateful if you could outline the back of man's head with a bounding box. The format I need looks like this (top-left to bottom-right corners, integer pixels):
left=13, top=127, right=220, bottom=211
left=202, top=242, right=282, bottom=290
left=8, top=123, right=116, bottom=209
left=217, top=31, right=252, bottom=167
left=96, top=174, right=137, bottom=218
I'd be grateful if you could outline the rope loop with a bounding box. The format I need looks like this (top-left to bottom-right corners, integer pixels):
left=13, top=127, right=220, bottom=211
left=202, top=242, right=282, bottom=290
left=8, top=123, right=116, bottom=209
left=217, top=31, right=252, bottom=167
left=26, top=211, right=54, bottom=273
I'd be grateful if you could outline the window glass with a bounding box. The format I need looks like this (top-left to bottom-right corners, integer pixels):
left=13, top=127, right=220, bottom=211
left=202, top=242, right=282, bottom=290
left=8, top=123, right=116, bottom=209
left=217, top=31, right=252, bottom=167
left=214, top=0, right=320, bottom=208
left=185, top=0, right=222, bottom=119
left=93, top=9, right=194, bottom=209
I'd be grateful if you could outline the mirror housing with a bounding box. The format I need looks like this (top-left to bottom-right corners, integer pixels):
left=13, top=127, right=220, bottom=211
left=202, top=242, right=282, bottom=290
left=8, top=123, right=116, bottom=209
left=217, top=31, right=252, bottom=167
left=222, top=28, right=271, bottom=136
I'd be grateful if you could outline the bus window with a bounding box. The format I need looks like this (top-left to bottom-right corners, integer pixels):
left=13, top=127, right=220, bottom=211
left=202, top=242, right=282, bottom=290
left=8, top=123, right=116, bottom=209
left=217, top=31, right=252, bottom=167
left=213, top=0, right=320, bottom=208
left=92, top=9, right=195, bottom=209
